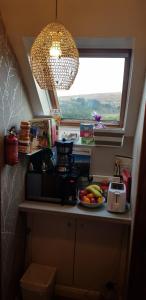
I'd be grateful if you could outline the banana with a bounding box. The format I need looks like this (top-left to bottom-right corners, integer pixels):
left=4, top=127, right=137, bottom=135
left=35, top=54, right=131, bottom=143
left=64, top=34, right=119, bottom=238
left=90, top=184, right=102, bottom=191
left=86, top=186, right=102, bottom=197
left=86, top=184, right=102, bottom=192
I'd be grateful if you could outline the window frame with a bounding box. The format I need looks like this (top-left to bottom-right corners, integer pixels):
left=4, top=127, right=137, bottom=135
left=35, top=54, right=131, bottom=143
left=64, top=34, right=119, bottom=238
left=49, top=48, right=131, bottom=128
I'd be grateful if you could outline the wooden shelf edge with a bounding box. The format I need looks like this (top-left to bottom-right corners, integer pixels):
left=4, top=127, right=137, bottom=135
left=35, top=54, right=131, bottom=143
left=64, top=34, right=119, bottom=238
left=25, top=149, right=43, bottom=156
left=19, top=201, right=132, bottom=225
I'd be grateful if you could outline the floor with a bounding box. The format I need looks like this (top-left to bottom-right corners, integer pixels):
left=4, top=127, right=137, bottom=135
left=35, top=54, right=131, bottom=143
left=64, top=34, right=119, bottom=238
left=55, top=297, right=79, bottom=300
left=55, top=298, right=78, bottom=300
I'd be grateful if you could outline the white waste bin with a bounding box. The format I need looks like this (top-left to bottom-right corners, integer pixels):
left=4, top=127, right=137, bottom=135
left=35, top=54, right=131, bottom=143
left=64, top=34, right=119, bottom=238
left=20, top=263, right=56, bottom=300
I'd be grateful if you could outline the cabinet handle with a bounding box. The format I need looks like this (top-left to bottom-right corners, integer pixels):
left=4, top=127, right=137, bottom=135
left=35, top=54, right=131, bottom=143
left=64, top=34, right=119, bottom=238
left=80, top=223, right=85, bottom=228
left=67, top=221, right=72, bottom=227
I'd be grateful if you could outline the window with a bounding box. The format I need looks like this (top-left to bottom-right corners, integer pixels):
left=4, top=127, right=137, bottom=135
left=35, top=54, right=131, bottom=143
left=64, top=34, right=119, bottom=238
left=53, top=49, right=131, bottom=127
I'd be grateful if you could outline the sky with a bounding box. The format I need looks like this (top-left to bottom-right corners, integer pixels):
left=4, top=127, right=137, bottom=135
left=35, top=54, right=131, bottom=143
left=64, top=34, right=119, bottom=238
left=57, top=57, right=125, bottom=97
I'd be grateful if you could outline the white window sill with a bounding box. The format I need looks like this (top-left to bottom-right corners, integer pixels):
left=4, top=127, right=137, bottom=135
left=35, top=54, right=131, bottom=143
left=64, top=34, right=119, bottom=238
left=58, top=126, right=125, bottom=148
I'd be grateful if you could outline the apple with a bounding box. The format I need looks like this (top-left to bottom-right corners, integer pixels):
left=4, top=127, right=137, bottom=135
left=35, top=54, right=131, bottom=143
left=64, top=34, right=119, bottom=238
left=79, top=189, right=88, bottom=197
left=90, top=197, right=96, bottom=204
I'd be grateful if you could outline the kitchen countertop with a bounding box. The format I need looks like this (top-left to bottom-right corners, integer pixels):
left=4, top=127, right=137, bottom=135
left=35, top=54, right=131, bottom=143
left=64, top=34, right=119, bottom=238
left=19, top=200, right=132, bottom=225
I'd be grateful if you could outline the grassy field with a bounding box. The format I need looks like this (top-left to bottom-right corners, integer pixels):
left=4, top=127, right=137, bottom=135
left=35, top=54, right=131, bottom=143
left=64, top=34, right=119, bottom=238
left=58, top=92, right=121, bottom=122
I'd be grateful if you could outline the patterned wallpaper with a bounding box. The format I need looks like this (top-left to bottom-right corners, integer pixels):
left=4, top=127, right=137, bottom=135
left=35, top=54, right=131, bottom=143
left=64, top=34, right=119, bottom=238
left=0, top=17, right=32, bottom=300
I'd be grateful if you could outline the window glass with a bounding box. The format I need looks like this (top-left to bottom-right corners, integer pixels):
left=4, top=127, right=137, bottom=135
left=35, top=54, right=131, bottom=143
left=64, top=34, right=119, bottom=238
left=56, top=57, right=125, bottom=123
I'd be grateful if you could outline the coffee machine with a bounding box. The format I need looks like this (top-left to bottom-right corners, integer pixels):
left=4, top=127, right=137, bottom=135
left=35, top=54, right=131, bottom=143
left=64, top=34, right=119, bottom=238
left=55, top=140, right=79, bottom=205
left=55, top=140, right=75, bottom=172
left=26, top=140, right=79, bottom=205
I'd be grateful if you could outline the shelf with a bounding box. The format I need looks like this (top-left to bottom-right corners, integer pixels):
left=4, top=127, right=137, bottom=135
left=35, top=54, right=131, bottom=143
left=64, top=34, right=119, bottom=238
left=19, top=148, right=54, bottom=157
left=19, top=200, right=132, bottom=225
left=25, top=149, right=43, bottom=156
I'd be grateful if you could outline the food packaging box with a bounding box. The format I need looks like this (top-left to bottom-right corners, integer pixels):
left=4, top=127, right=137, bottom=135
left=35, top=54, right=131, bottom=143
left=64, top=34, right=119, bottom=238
left=80, top=123, right=94, bottom=138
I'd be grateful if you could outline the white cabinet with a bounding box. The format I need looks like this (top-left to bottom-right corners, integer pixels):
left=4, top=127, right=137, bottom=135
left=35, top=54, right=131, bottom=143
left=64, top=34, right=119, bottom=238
left=30, top=213, right=75, bottom=285
left=27, top=212, right=129, bottom=293
left=74, top=220, right=128, bottom=291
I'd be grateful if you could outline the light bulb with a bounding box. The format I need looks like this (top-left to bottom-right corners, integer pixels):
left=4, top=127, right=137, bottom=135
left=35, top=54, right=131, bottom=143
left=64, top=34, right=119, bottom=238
left=49, top=41, right=62, bottom=58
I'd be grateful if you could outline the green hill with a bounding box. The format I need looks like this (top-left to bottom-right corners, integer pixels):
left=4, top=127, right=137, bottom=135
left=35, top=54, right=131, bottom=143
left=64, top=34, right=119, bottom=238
left=58, top=92, right=121, bottom=121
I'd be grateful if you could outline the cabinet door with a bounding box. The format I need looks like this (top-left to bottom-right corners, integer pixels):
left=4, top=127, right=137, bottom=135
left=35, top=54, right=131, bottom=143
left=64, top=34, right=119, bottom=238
left=74, top=219, right=127, bottom=291
left=30, top=213, right=75, bottom=285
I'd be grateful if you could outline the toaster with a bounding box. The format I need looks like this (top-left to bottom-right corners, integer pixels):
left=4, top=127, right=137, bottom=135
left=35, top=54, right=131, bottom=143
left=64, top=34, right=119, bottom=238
left=107, top=182, right=126, bottom=213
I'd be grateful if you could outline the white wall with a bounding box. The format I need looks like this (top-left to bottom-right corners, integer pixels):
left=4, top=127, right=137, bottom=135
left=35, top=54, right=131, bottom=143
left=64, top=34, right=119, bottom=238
left=90, top=137, right=133, bottom=175
left=1, top=0, right=146, bottom=134
left=131, top=76, right=146, bottom=212
left=0, top=0, right=146, bottom=174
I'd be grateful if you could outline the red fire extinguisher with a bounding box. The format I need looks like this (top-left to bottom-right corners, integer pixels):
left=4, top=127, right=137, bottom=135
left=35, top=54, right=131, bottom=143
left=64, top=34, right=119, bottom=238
left=5, top=127, right=19, bottom=165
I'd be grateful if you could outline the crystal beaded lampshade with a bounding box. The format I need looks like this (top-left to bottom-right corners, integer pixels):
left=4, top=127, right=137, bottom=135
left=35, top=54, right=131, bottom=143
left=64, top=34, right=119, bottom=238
left=30, top=22, right=79, bottom=90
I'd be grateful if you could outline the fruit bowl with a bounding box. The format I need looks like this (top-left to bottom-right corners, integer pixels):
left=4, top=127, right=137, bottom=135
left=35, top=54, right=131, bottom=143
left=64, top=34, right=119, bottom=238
left=79, top=196, right=105, bottom=208
left=78, top=184, right=106, bottom=208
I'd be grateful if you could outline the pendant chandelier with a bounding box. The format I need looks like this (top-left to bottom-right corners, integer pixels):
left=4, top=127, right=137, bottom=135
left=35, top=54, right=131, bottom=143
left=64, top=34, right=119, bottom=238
left=30, top=0, right=79, bottom=90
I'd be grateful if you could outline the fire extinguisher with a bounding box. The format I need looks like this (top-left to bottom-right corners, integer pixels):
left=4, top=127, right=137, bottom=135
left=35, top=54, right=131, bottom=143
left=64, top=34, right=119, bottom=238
left=5, top=127, right=19, bottom=165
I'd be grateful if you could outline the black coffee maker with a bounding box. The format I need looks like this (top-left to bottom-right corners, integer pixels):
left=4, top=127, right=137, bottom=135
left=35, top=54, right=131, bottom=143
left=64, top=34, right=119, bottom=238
left=55, top=140, right=74, bottom=173
left=55, top=140, right=79, bottom=205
